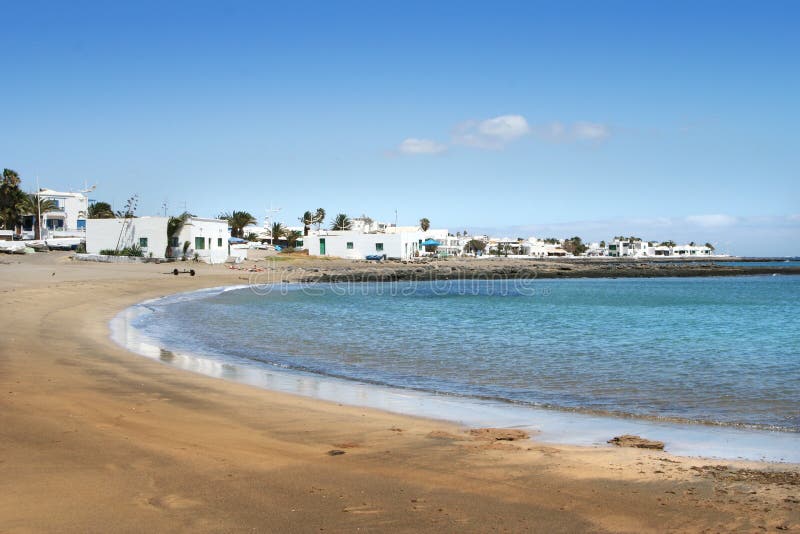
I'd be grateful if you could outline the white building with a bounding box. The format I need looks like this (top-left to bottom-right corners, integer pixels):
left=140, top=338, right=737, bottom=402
left=585, top=242, right=606, bottom=256
left=303, top=229, right=439, bottom=260
left=607, top=239, right=652, bottom=257
left=437, top=235, right=467, bottom=257
left=672, top=244, right=714, bottom=256
left=86, top=216, right=235, bottom=263
left=605, top=239, right=714, bottom=257
left=520, top=238, right=568, bottom=257
left=22, top=188, right=89, bottom=238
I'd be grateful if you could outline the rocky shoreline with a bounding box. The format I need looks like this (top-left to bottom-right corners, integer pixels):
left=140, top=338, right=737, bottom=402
left=262, top=257, right=800, bottom=284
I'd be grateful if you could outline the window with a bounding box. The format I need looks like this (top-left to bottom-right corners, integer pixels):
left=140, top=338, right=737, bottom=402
left=346, top=242, right=354, bottom=249
left=375, top=243, right=384, bottom=251
left=170, top=236, right=179, bottom=247
left=217, top=238, right=223, bottom=247
left=195, top=237, right=205, bottom=250
left=139, top=237, right=148, bottom=248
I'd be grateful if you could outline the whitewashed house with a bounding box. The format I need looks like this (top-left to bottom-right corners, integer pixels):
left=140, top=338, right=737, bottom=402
left=436, top=235, right=467, bottom=257
left=585, top=242, right=606, bottom=256
left=605, top=239, right=713, bottom=257
left=520, top=238, right=568, bottom=257
left=22, top=188, right=89, bottom=238
left=606, top=239, right=654, bottom=257
left=86, top=216, right=234, bottom=263
left=672, top=244, right=713, bottom=256
left=304, top=229, right=441, bottom=260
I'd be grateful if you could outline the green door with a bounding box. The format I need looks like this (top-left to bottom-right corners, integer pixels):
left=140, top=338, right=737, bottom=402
left=319, top=238, right=326, bottom=255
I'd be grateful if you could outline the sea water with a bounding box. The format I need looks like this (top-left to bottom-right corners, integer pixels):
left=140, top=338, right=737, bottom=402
left=116, top=275, right=800, bottom=460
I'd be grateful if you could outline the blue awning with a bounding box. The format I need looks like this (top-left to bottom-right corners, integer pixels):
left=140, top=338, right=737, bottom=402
left=228, top=237, right=247, bottom=244
left=421, top=239, right=441, bottom=246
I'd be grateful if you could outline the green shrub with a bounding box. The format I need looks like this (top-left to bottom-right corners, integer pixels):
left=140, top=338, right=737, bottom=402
left=99, top=245, right=144, bottom=257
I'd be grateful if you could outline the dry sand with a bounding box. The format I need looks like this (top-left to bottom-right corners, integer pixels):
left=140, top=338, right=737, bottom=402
left=1, top=252, right=798, bottom=532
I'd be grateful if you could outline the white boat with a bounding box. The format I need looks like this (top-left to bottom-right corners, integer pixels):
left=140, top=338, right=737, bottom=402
left=45, top=237, right=83, bottom=250
left=0, top=241, right=29, bottom=254
left=23, top=240, right=49, bottom=251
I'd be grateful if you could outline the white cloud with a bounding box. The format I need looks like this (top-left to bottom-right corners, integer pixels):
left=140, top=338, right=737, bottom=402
left=453, top=114, right=530, bottom=149
left=397, top=115, right=611, bottom=154
left=478, top=114, right=531, bottom=140
left=397, top=138, right=447, bottom=155
left=685, top=214, right=738, bottom=227
left=534, top=121, right=611, bottom=143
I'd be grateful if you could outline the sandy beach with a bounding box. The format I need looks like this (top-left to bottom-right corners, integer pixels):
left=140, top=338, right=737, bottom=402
left=1, top=252, right=798, bottom=532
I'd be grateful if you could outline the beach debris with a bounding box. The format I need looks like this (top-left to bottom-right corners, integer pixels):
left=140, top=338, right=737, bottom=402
left=332, top=442, right=359, bottom=449
left=608, top=434, right=665, bottom=450
left=690, top=465, right=800, bottom=486
left=469, top=428, right=530, bottom=441
left=426, top=430, right=463, bottom=441
left=327, top=449, right=346, bottom=456
left=170, top=268, right=196, bottom=276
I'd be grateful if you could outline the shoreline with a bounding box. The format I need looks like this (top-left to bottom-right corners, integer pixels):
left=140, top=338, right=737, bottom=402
left=114, top=284, right=800, bottom=464
left=232, top=253, right=800, bottom=285
left=2, top=252, right=799, bottom=531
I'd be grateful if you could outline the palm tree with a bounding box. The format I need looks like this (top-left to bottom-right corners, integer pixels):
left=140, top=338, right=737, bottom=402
left=0, top=169, right=24, bottom=231
left=0, top=186, right=26, bottom=231
left=314, top=208, right=326, bottom=230
left=466, top=239, right=486, bottom=254
left=286, top=229, right=303, bottom=248
left=2, top=169, right=21, bottom=188
left=419, top=217, right=430, bottom=232
left=331, top=213, right=351, bottom=231
left=705, top=242, right=715, bottom=251
left=87, top=201, right=116, bottom=219
left=166, top=211, right=193, bottom=257
left=270, top=222, right=285, bottom=245
left=19, top=193, right=58, bottom=239
left=299, top=210, right=314, bottom=236
left=219, top=210, right=257, bottom=238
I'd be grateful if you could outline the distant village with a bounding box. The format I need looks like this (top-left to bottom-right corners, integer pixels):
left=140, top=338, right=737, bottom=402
left=0, top=172, right=719, bottom=261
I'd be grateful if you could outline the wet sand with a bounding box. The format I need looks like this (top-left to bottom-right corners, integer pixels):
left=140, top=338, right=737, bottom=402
left=1, top=252, right=798, bottom=532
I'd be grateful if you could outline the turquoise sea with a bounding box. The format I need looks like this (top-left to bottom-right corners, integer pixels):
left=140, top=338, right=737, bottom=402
left=131, top=275, right=800, bottom=433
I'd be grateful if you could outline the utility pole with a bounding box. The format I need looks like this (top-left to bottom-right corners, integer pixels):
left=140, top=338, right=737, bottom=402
left=36, top=176, right=42, bottom=240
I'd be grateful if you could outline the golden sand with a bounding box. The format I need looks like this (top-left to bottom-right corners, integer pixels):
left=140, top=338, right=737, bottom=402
left=1, top=252, right=797, bottom=532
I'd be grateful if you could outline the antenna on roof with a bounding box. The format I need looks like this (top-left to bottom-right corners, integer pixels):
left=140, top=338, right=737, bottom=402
left=264, top=204, right=282, bottom=228
left=78, top=181, right=96, bottom=195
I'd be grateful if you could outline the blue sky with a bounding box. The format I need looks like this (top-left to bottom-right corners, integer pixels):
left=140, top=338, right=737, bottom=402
left=1, top=0, right=798, bottom=255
